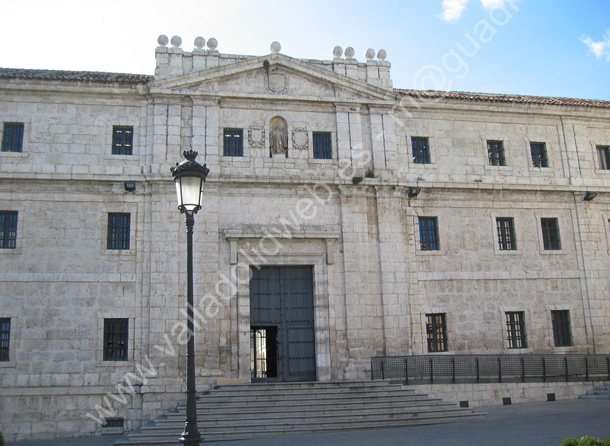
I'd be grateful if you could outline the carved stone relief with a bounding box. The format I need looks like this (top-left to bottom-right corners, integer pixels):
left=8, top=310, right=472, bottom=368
left=292, top=128, right=309, bottom=150
left=248, top=126, right=265, bottom=148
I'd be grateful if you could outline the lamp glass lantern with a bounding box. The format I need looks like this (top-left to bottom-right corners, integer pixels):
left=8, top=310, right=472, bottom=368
left=171, top=150, right=210, bottom=214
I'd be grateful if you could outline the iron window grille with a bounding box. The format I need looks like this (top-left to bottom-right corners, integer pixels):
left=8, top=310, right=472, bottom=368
left=551, top=310, right=573, bottom=347
left=487, top=140, right=506, bottom=166
left=541, top=218, right=561, bottom=250
left=111, top=126, right=133, bottom=155
left=419, top=217, right=439, bottom=251
left=426, top=313, right=448, bottom=352
left=530, top=142, right=549, bottom=168
left=496, top=217, right=517, bottom=250
left=103, top=318, right=128, bottom=361
left=597, top=146, right=610, bottom=170
left=0, top=318, right=10, bottom=361
left=107, top=213, right=130, bottom=250
left=506, top=311, right=527, bottom=349
left=313, top=132, right=332, bottom=159
left=0, top=211, right=18, bottom=249
left=2, top=123, right=24, bottom=152
left=411, top=137, right=431, bottom=164
left=223, top=128, right=243, bottom=157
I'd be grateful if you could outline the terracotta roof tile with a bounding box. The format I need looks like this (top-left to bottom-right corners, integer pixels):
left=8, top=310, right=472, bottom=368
left=0, top=68, right=152, bottom=84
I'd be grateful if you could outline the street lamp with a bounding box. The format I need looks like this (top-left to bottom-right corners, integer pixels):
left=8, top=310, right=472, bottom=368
left=170, top=150, right=210, bottom=446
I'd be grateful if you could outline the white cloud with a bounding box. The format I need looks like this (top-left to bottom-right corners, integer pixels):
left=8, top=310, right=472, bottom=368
left=581, top=32, right=610, bottom=62
left=480, top=0, right=507, bottom=9
left=441, top=0, right=470, bottom=22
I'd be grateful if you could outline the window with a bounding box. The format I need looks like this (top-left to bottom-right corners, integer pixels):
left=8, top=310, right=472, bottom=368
left=506, top=311, right=527, bottom=349
left=2, top=123, right=24, bottom=152
left=426, top=313, right=447, bottom=352
left=487, top=140, right=506, bottom=166
left=0, top=211, right=18, bottom=249
left=313, top=132, right=332, bottom=159
left=111, top=126, right=133, bottom=155
left=530, top=142, right=548, bottom=168
left=411, top=137, right=431, bottom=164
left=223, top=128, right=243, bottom=157
left=496, top=217, right=516, bottom=251
left=107, top=213, right=130, bottom=250
left=551, top=310, right=573, bottom=347
left=597, top=146, right=610, bottom=170
left=0, top=318, right=10, bottom=361
left=541, top=218, right=561, bottom=250
left=419, top=217, right=439, bottom=251
left=103, top=318, right=128, bottom=361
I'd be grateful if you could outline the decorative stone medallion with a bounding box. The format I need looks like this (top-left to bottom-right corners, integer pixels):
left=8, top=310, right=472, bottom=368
left=248, top=126, right=265, bottom=148
left=292, top=128, right=309, bottom=150
left=268, top=68, right=287, bottom=94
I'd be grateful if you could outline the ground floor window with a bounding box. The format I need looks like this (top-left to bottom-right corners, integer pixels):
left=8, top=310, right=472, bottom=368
left=426, top=313, right=447, bottom=352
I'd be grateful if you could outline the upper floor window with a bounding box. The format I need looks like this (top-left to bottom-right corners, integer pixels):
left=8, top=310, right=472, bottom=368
left=2, top=123, right=24, bottom=152
left=313, top=132, right=332, bottom=159
left=0, top=211, right=18, bottom=249
left=103, top=318, right=128, bottom=361
left=597, top=145, right=610, bottom=170
left=411, top=137, right=430, bottom=164
left=487, top=140, right=506, bottom=166
left=530, top=142, right=548, bottom=168
left=112, top=126, right=133, bottom=155
left=505, top=311, right=527, bottom=349
left=551, top=310, right=573, bottom=347
left=419, top=217, right=439, bottom=251
left=541, top=218, right=561, bottom=250
left=0, top=318, right=10, bottom=361
left=223, top=128, right=243, bottom=157
left=426, top=313, right=447, bottom=352
left=496, top=217, right=516, bottom=251
left=107, top=213, right=130, bottom=250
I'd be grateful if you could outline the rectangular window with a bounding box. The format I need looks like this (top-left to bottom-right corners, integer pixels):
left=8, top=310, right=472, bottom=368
left=487, top=140, right=506, bottom=166
left=223, top=128, right=243, bottom=157
left=426, top=313, right=447, bottom=352
left=107, top=213, right=130, bottom=250
left=597, top=146, right=610, bottom=170
left=506, top=311, right=527, bottom=349
left=419, top=217, right=439, bottom=251
left=2, top=123, right=24, bottom=153
left=541, top=218, right=561, bottom=250
left=530, top=142, right=549, bottom=168
left=411, top=137, right=431, bottom=164
left=111, top=126, right=133, bottom=155
left=313, top=132, right=332, bottom=159
left=0, top=318, right=10, bottom=361
left=496, top=217, right=516, bottom=251
left=551, top=310, right=573, bottom=347
left=103, top=318, right=128, bottom=361
left=0, top=211, right=18, bottom=249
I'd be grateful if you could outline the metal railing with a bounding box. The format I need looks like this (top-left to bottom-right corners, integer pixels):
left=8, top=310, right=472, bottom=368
left=371, top=354, right=610, bottom=384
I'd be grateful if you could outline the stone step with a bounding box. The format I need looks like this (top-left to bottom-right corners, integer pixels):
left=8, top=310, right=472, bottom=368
left=580, top=394, right=610, bottom=399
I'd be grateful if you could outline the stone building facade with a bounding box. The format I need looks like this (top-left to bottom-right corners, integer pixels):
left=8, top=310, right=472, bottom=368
left=0, top=37, right=609, bottom=440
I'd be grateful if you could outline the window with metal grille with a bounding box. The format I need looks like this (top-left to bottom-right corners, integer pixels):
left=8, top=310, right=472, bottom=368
left=530, top=142, right=548, bottom=168
left=419, top=217, right=439, bottom=251
left=0, top=211, right=18, bottom=249
left=541, top=218, right=561, bottom=250
left=104, top=318, right=128, bottom=361
left=496, top=217, right=516, bottom=250
left=313, top=132, right=332, bottom=159
left=2, top=123, right=24, bottom=152
left=0, top=318, right=10, bottom=361
left=107, top=213, right=130, bottom=250
left=597, top=146, right=610, bottom=170
left=487, top=140, right=506, bottom=166
left=426, top=313, right=447, bottom=352
left=111, top=126, right=133, bottom=155
left=506, top=311, right=527, bottom=349
left=223, top=128, right=243, bottom=157
left=411, top=137, right=431, bottom=164
left=551, top=310, right=573, bottom=347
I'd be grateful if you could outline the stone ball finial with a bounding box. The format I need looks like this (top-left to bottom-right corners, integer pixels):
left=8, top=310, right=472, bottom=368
left=270, top=41, right=281, bottom=53
left=377, top=49, right=387, bottom=61
left=170, top=35, right=182, bottom=48
left=207, top=37, right=218, bottom=50
left=157, top=35, right=169, bottom=46
left=345, top=47, right=355, bottom=58
left=194, top=36, right=206, bottom=49
left=365, top=48, right=375, bottom=61
left=333, top=46, right=343, bottom=58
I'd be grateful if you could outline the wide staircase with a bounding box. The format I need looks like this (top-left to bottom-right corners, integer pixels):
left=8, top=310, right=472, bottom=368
left=115, top=381, right=484, bottom=445
left=580, top=381, right=610, bottom=399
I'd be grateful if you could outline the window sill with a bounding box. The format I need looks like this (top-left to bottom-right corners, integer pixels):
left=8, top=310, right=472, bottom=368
left=416, top=249, right=446, bottom=256
left=0, top=361, right=16, bottom=368
left=494, top=249, right=520, bottom=256
left=309, top=158, right=337, bottom=164
left=0, top=247, right=22, bottom=255
left=539, top=249, right=565, bottom=255
left=0, top=151, right=28, bottom=159
left=100, top=249, right=136, bottom=257
left=410, top=163, right=437, bottom=168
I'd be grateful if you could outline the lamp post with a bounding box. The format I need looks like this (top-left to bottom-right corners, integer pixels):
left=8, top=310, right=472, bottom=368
left=170, top=150, right=210, bottom=446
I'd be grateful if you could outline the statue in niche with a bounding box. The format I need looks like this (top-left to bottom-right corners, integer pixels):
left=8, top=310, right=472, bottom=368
left=269, top=116, right=288, bottom=156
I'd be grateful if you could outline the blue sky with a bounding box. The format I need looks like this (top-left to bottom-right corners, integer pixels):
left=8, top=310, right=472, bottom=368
left=1, top=0, right=609, bottom=100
